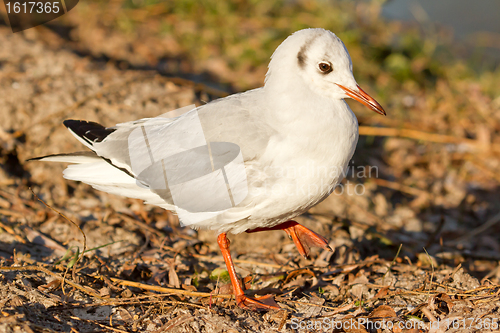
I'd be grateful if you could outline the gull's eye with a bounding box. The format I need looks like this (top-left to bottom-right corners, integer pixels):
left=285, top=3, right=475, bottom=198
left=318, top=62, right=332, bottom=74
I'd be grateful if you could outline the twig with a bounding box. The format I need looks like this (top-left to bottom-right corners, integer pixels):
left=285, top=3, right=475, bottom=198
left=0, top=265, right=101, bottom=298
left=277, top=299, right=354, bottom=312
left=460, top=285, right=500, bottom=294
left=370, top=178, right=429, bottom=198
left=0, top=220, right=26, bottom=243
left=153, top=314, right=195, bottom=333
left=448, top=211, right=500, bottom=245
left=467, top=158, right=500, bottom=183
left=358, top=126, right=498, bottom=152
left=69, top=316, right=128, bottom=333
left=49, top=297, right=207, bottom=310
left=421, top=306, right=437, bottom=323
left=0, top=209, right=26, bottom=219
left=108, top=277, right=232, bottom=299
left=278, top=299, right=343, bottom=310
left=317, top=302, right=355, bottom=317
left=428, top=280, right=461, bottom=291
left=30, top=189, right=87, bottom=294
left=423, top=248, right=434, bottom=294
left=191, top=253, right=289, bottom=269
left=425, top=214, right=445, bottom=249
left=118, top=213, right=164, bottom=238
left=383, top=244, right=402, bottom=283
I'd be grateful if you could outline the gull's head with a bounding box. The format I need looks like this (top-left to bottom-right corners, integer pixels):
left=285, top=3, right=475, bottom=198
left=266, top=28, right=385, bottom=115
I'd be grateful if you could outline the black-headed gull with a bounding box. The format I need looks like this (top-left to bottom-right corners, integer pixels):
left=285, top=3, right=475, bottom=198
left=32, top=28, right=385, bottom=310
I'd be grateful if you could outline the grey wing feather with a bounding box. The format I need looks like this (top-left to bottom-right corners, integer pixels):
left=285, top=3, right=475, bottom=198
left=35, top=88, right=276, bottom=227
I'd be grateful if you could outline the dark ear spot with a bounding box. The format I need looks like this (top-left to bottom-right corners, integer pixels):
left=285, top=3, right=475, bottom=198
left=297, top=34, right=319, bottom=69
left=297, top=46, right=307, bottom=68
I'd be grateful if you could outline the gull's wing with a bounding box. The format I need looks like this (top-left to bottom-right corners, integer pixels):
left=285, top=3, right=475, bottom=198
left=35, top=88, right=278, bottom=228
left=89, top=89, right=275, bottom=173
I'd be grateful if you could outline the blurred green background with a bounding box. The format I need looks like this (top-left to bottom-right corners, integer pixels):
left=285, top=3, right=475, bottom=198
left=18, top=0, right=495, bottom=131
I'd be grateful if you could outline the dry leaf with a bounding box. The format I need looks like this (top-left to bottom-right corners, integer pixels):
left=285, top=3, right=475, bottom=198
left=283, top=268, right=316, bottom=285
left=118, top=308, right=133, bottom=322
left=38, top=279, right=61, bottom=292
left=367, top=305, right=400, bottom=332
left=368, top=305, right=398, bottom=319
left=99, top=287, right=110, bottom=297
left=429, top=293, right=453, bottom=314
left=168, top=267, right=180, bottom=289
left=181, top=284, right=197, bottom=291
left=375, top=286, right=389, bottom=298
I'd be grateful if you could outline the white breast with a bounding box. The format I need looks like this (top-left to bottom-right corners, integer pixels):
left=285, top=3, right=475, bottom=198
left=220, top=99, right=359, bottom=233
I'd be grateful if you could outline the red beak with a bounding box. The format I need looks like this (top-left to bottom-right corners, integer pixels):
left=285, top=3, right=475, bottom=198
left=336, top=84, right=386, bottom=115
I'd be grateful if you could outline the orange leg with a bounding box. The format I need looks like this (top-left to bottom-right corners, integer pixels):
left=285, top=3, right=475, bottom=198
left=217, top=233, right=280, bottom=311
left=246, top=220, right=332, bottom=258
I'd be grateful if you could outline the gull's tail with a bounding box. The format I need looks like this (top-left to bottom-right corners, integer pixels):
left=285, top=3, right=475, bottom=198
left=28, top=120, right=170, bottom=207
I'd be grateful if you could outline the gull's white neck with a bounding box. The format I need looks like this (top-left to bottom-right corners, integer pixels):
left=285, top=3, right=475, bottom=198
left=259, top=78, right=359, bottom=182
left=262, top=74, right=358, bottom=140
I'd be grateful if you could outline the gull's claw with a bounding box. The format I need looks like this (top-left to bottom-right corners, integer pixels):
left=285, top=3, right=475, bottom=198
left=236, top=294, right=280, bottom=311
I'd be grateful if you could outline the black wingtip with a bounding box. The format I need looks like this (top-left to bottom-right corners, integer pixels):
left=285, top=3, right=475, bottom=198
left=63, top=119, right=115, bottom=144
left=26, top=156, right=43, bottom=162
left=27, top=151, right=97, bottom=163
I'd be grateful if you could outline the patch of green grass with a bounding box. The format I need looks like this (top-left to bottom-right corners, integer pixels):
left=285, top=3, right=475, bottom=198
left=209, top=267, right=231, bottom=284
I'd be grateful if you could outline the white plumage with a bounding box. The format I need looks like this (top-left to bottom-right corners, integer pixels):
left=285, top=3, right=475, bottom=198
left=35, top=28, right=384, bottom=234
left=35, top=28, right=386, bottom=310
